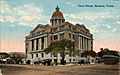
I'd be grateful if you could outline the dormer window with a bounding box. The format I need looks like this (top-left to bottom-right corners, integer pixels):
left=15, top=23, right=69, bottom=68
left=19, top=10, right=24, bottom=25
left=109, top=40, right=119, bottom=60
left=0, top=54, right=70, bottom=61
left=60, top=26, right=64, bottom=31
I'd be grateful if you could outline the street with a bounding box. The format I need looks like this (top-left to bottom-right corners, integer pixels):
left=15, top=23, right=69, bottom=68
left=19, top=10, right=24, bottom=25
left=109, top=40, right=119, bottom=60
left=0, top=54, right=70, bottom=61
left=0, top=64, right=119, bottom=75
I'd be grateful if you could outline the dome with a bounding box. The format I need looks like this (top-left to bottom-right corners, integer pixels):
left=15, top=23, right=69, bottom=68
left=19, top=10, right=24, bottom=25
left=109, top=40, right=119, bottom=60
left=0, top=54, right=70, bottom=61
left=52, top=5, right=64, bottom=18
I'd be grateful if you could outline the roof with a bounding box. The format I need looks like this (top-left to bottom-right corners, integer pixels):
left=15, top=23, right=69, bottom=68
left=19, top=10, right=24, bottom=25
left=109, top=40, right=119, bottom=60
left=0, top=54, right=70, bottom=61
left=52, top=5, right=64, bottom=18
left=30, top=24, right=50, bottom=33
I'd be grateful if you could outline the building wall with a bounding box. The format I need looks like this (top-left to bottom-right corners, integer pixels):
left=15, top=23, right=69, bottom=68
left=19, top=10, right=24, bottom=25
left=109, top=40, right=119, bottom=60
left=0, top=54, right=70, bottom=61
left=25, top=23, right=93, bottom=64
left=25, top=7, right=93, bottom=64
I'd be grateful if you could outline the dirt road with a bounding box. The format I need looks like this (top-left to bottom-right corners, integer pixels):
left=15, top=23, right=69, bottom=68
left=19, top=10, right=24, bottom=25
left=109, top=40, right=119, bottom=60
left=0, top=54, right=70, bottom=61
left=0, top=64, right=119, bottom=75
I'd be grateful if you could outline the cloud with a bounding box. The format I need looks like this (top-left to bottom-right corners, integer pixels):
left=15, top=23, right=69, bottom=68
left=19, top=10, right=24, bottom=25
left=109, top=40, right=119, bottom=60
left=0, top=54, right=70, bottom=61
left=0, top=2, right=48, bottom=27
left=113, top=21, right=120, bottom=24
left=116, top=15, right=120, bottom=18
left=64, top=11, right=120, bottom=34
left=66, top=2, right=76, bottom=7
left=20, top=16, right=33, bottom=23
left=65, top=12, right=112, bottom=22
left=1, top=1, right=119, bottom=33
left=0, top=15, right=15, bottom=23
left=101, top=24, right=112, bottom=29
left=0, top=15, right=4, bottom=22
left=5, top=16, right=15, bottom=23
left=111, top=28, right=117, bottom=32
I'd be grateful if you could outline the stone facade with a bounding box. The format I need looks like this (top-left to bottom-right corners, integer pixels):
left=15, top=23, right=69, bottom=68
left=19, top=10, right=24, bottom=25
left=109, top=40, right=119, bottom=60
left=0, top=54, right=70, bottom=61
left=25, top=6, right=93, bottom=64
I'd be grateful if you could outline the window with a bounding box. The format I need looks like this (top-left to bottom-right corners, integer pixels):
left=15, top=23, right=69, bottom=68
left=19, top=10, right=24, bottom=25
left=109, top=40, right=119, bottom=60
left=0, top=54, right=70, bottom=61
left=26, top=50, right=28, bottom=53
left=62, top=20, right=64, bottom=23
left=31, top=54, right=33, bottom=59
left=53, top=27, right=57, bottom=32
left=60, top=33, right=64, bottom=40
left=73, top=59, right=75, bottom=61
left=55, top=28, right=57, bottom=32
left=51, top=37, right=52, bottom=40
left=69, top=59, right=71, bottom=62
left=55, top=19, right=57, bottom=25
left=36, top=54, right=38, bottom=57
left=60, top=26, right=64, bottom=31
left=54, top=59, right=57, bottom=62
left=73, top=52, right=75, bottom=57
left=41, top=53, right=44, bottom=58
left=69, top=25, right=72, bottom=30
left=54, top=35, right=58, bottom=40
left=73, top=42, right=75, bottom=49
left=53, top=53, right=57, bottom=57
left=69, top=33, right=71, bottom=39
left=73, top=35, right=75, bottom=39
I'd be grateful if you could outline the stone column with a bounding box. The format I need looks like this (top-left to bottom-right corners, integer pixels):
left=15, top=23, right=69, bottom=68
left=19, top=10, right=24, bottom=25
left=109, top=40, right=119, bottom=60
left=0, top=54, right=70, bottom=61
left=81, top=36, right=83, bottom=49
left=79, top=36, right=81, bottom=50
left=78, top=36, right=80, bottom=50
left=87, top=39, right=89, bottom=50
left=86, top=38, right=88, bottom=50
left=89, top=40, right=91, bottom=50
left=88, top=39, right=90, bottom=50
left=44, top=37, right=47, bottom=49
left=84, top=38, right=86, bottom=50
left=85, top=38, right=87, bottom=50
left=86, top=39, right=88, bottom=50
left=61, top=19, right=62, bottom=23
left=84, top=37, right=86, bottom=50
left=80, top=36, right=82, bottom=50
left=85, top=38, right=86, bottom=50
left=39, top=38, right=41, bottom=50
left=53, top=20, right=55, bottom=26
left=57, top=19, right=59, bottom=25
left=55, top=19, right=57, bottom=25
left=34, top=40, right=36, bottom=51
left=29, top=41, right=32, bottom=51
left=45, top=37, right=48, bottom=48
left=83, top=37, right=85, bottom=50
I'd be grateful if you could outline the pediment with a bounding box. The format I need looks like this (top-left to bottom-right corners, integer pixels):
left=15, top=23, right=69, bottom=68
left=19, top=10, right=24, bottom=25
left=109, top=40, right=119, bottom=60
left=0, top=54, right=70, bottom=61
left=81, top=25, right=87, bottom=30
left=31, top=24, right=45, bottom=33
left=31, top=24, right=51, bottom=34
left=76, top=24, right=89, bottom=32
left=81, top=25, right=89, bottom=32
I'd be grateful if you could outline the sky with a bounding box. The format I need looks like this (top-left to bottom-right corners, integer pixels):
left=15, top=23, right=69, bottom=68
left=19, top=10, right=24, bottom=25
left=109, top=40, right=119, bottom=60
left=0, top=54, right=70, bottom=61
left=0, top=0, right=120, bottom=52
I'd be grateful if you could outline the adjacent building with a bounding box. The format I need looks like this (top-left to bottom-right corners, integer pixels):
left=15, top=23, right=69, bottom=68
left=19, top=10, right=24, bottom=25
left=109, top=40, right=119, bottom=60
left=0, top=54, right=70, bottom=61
left=25, top=6, right=93, bottom=64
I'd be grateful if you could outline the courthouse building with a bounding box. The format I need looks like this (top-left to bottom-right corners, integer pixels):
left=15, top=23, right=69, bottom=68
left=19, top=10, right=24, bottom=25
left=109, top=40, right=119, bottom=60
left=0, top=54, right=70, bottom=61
left=25, top=6, right=93, bottom=64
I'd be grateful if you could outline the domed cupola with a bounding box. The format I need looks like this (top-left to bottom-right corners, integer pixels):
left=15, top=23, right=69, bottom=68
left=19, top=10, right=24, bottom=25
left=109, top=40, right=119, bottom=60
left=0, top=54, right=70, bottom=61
left=50, top=5, right=65, bottom=26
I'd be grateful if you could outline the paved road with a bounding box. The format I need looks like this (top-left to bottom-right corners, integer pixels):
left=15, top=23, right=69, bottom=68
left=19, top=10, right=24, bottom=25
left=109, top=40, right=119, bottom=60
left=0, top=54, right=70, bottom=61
left=0, top=64, right=119, bottom=75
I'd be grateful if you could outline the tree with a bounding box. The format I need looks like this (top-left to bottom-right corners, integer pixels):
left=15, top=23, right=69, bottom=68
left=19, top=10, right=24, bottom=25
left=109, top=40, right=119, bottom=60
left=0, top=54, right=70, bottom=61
left=44, top=39, right=74, bottom=65
left=9, top=52, right=25, bottom=64
left=81, top=50, right=96, bottom=57
left=0, top=52, right=9, bottom=59
left=97, top=48, right=119, bottom=57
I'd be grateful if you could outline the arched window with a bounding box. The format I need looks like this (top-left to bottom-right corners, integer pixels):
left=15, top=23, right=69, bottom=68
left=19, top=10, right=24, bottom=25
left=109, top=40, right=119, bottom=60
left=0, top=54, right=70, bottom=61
left=41, top=53, right=44, bottom=58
